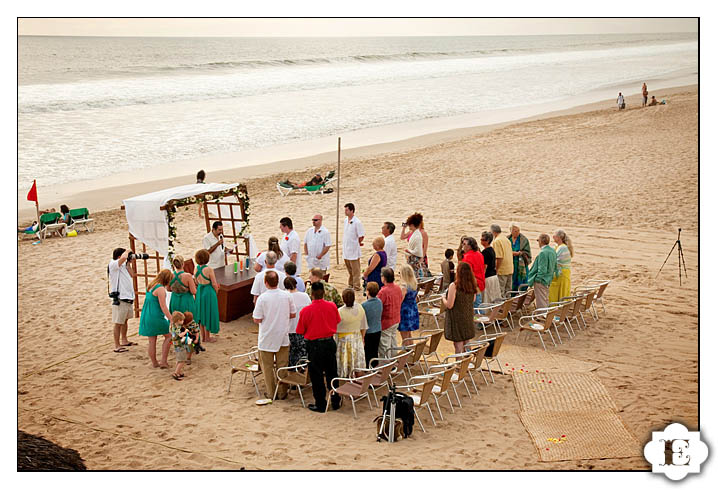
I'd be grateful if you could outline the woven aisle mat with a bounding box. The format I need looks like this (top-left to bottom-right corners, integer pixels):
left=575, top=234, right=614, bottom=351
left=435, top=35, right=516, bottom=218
left=488, top=344, right=601, bottom=374
left=519, top=409, right=643, bottom=462
left=512, top=372, right=618, bottom=413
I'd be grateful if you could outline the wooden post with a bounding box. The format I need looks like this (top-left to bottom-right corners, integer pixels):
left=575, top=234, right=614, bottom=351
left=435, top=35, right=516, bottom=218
left=335, top=137, right=341, bottom=265
left=34, top=200, right=41, bottom=242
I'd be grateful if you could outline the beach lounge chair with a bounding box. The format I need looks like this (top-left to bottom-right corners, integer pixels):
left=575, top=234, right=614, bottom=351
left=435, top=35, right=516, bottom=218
left=38, top=212, right=67, bottom=239
left=227, top=347, right=262, bottom=397
left=68, top=208, right=95, bottom=232
left=276, top=170, right=337, bottom=196
left=351, top=359, right=398, bottom=406
left=272, top=359, right=311, bottom=407
left=517, top=306, right=560, bottom=351
left=394, top=375, right=439, bottom=432
left=328, top=369, right=378, bottom=418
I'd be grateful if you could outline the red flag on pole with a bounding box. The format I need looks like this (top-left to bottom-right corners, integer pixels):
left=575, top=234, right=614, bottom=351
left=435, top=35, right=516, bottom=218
left=27, top=180, right=38, bottom=204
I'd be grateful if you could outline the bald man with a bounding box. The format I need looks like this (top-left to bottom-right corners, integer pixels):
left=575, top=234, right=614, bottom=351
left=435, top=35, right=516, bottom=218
left=304, top=214, right=332, bottom=276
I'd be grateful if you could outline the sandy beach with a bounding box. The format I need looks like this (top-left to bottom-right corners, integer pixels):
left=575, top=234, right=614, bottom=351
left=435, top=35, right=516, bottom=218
left=17, top=86, right=698, bottom=470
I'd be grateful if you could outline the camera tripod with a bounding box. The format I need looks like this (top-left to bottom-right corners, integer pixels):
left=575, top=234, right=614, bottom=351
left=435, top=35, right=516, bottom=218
left=656, top=228, right=688, bottom=286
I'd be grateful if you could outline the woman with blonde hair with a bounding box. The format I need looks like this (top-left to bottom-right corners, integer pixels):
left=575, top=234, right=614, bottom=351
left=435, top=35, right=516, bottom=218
left=397, top=264, right=420, bottom=345
left=362, top=236, right=387, bottom=289
left=169, top=255, right=197, bottom=317
left=254, top=236, right=288, bottom=272
left=335, top=288, right=367, bottom=377
left=549, top=229, right=574, bottom=303
left=194, top=249, right=220, bottom=343
left=138, top=269, right=173, bottom=368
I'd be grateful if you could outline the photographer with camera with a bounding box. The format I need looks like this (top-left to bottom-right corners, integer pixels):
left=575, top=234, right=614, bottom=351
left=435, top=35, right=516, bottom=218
left=108, top=248, right=138, bottom=353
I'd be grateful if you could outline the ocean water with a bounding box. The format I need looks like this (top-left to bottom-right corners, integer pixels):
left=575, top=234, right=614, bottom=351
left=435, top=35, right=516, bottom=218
left=18, top=33, right=697, bottom=190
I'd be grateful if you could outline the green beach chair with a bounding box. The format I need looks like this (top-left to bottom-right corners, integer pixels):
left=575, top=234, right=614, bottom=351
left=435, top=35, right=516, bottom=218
left=68, top=207, right=95, bottom=232
left=38, top=212, right=67, bottom=239
left=276, top=170, right=337, bottom=196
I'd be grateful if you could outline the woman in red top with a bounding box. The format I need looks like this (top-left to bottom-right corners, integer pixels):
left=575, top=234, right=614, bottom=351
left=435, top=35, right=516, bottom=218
left=460, top=236, right=485, bottom=307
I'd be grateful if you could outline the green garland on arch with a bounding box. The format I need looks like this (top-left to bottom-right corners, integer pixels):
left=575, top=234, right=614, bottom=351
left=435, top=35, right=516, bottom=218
left=165, top=184, right=249, bottom=261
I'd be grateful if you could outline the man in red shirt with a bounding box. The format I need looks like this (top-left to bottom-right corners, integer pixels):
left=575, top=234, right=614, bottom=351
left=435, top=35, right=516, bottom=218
left=461, top=236, right=486, bottom=307
left=295, top=282, right=342, bottom=412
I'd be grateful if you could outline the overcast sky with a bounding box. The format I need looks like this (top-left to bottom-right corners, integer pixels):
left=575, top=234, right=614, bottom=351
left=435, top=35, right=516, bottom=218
left=18, top=18, right=698, bottom=37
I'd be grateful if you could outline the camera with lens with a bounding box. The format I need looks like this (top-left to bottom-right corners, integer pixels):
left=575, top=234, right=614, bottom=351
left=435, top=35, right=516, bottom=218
left=109, top=291, right=121, bottom=305
left=127, top=252, right=150, bottom=261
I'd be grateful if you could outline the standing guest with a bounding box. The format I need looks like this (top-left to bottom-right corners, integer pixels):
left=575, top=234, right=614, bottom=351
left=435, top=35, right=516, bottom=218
left=642, top=83, right=648, bottom=107
left=336, top=289, right=367, bottom=378
left=456, top=235, right=467, bottom=262
left=549, top=229, right=574, bottom=303
left=283, top=261, right=305, bottom=293
left=381, top=222, right=398, bottom=270
left=169, top=312, right=190, bottom=381
left=362, top=237, right=387, bottom=290
left=440, top=248, right=455, bottom=291
left=295, top=282, right=343, bottom=412
left=304, top=214, right=332, bottom=276
left=480, top=231, right=501, bottom=304
left=251, top=251, right=287, bottom=303
left=510, top=223, right=532, bottom=291
left=418, top=217, right=430, bottom=269
left=279, top=217, right=302, bottom=276
left=194, top=249, right=220, bottom=343
left=252, top=271, right=296, bottom=400
left=617, top=92, right=625, bottom=110
left=285, top=276, right=311, bottom=366
left=203, top=221, right=230, bottom=269
left=460, top=236, right=486, bottom=307
left=307, top=268, right=344, bottom=308
left=376, top=267, right=404, bottom=358
left=169, top=255, right=196, bottom=317
left=138, top=269, right=173, bottom=368
left=527, top=234, right=558, bottom=309
left=196, top=170, right=206, bottom=218
left=402, top=213, right=428, bottom=276
left=254, top=237, right=289, bottom=273
left=342, top=203, right=365, bottom=292
left=108, top=248, right=137, bottom=353
left=443, top=262, right=478, bottom=353
left=490, top=224, right=514, bottom=298
left=397, top=264, right=420, bottom=345
left=361, top=281, right=383, bottom=367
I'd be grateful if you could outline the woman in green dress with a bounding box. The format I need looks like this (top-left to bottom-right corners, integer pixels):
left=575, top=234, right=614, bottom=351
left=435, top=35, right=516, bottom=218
left=169, top=255, right=196, bottom=317
left=138, top=269, right=173, bottom=368
left=194, top=249, right=220, bottom=343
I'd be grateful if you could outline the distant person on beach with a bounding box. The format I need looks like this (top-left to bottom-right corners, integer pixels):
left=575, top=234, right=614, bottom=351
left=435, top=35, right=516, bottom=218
left=381, top=221, right=398, bottom=270
left=648, top=95, right=664, bottom=106
left=642, top=83, right=648, bottom=107
left=526, top=234, right=558, bottom=310
left=279, top=217, right=302, bottom=275
left=252, top=270, right=296, bottom=400
left=342, top=203, right=365, bottom=292
left=194, top=249, right=220, bottom=343
left=295, top=282, right=342, bottom=412
left=617, top=92, right=625, bottom=110
left=197, top=170, right=206, bottom=217
left=108, top=248, right=138, bottom=353
left=58, top=204, right=71, bottom=225
left=138, top=269, right=173, bottom=368
left=255, top=236, right=289, bottom=273
left=304, top=214, right=332, bottom=276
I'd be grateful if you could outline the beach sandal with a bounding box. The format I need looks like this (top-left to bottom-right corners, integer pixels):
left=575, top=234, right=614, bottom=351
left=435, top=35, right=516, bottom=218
left=121, top=342, right=138, bottom=347
left=113, top=347, right=128, bottom=353
left=172, top=373, right=183, bottom=381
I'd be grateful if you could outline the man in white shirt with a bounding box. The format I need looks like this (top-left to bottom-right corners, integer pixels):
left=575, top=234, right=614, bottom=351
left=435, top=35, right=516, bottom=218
left=251, top=251, right=287, bottom=303
left=304, top=214, right=332, bottom=275
left=381, top=221, right=398, bottom=270
left=342, top=203, right=365, bottom=292
left=279, top=217, right=302, bottom=275
left=252, top=270, right=297, bottom=399
left=108, top=248, right=137, bottom=353
left=202, top=221, right=230, bottom=269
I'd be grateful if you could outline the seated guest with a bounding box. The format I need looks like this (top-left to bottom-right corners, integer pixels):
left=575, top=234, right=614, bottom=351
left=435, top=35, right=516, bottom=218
left=336, top=289, right=367, bottom=378
left=252, top=271, right=296, bottom=400
left=361, top=236, right=387, bottom=291
left=58, top=204, right=71, bottom=224
left=295, top=282, right=342, bottom=412
left=307, top=267, right=344, bottom=308
left=480, top=231, right=501, bottom=304
left=397, top=264, right=420, bottom=345
left=285, top=276, right=312, bottom=366
left=442, top=262, right=478, bottom=353
left=283, top=261, right=305, bottom=293
left=254, top=236, right=289, bottom=273
left=361, top=281, right=383, bottom=367
left=376, top=267, right=404, bottom=358
left=527, top=234, right=558, bottom=309
left=440, top=248, right=455, bottom=291
left=251, top=251, right=287, bottom=303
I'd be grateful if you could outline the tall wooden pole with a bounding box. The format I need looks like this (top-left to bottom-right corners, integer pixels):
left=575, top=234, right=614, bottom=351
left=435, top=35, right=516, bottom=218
left=34, top=201, right=41, bottom=242
left=335, top=137, right=341, bottom=265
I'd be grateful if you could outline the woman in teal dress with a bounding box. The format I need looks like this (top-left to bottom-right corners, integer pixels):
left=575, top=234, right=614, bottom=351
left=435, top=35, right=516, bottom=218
left=169, top=255, right=196, bottom=317
left=139, top=269, right=173, bottom=368
left=194, top=249, right=220, bottom=343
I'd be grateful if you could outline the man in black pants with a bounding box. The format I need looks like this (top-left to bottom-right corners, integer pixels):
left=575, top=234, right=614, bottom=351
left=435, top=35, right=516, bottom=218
left=295, top=282, right=342, bottom=412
